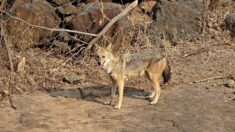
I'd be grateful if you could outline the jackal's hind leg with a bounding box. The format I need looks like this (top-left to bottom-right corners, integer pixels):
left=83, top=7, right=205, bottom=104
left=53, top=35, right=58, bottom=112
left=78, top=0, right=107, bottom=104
left=146, top=71, right=161, bottom=105
left=150, top=78, right=161, bottom=105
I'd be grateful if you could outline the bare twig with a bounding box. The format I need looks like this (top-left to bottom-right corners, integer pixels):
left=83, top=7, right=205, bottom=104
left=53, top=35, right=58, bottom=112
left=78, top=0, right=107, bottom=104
left=8, top=95, right=16, bottom=109
left=8, top=73, right=16, bottom=109
left=183, top=48, right=208, bottom=58
left=188, top=76, right=226, bottom=84
left=84, top=0, right=138, bottom=51
left=1, top=23, right=14, bottom=71
left=0, top=10, right=97, bottom=37
left=183, top=43, right=232, bottom=58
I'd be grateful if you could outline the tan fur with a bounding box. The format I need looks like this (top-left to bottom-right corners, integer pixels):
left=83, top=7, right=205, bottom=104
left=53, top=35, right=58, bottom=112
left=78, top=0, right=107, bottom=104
left=95, top=44, right=170, bottom=109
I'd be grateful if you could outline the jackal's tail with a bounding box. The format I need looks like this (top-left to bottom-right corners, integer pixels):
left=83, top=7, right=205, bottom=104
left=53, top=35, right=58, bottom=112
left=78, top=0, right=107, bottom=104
left=162, top=59, right=171, bottom=83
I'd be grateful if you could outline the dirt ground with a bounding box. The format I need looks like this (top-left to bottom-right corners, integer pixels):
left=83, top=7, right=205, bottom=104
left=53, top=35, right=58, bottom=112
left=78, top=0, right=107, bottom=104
left=0, top=37, right=235, bottom=131
left=0, top=1, right=235, bottom=132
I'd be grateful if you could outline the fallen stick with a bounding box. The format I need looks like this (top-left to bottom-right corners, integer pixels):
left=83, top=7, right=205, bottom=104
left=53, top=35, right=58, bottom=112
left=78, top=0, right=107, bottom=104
left=188, top=76, right=226, bottom=84
left=183, top=48, right=208, bottom=58
left=84, top=0, right=138, bottom=51
left=183, top=43, right=232, bottom=58
left=0, top=10, right=97, bottom=37
left=8, top=95, right=16, bottom=109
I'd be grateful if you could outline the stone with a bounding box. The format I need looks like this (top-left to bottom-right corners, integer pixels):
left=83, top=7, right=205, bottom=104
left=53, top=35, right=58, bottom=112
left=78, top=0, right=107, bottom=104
left=225, top=13, right=235, bottom=37
left=63, top=72, right=84, bottom=83
left=58, top=3, right=77, bottom=15
left=225, top=80, right=235, bottom=88
left=7, top=1, right=60, bottom=49
left=149, top=0, right=204, bottom=43
left=51, top=0, right=70, bottom=5
left=70, top=2, right=132, bottom=48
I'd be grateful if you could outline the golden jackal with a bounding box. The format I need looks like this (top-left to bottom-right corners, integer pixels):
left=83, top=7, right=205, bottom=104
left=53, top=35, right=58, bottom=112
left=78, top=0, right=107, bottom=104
left=95, top=44, right=171, bottom=109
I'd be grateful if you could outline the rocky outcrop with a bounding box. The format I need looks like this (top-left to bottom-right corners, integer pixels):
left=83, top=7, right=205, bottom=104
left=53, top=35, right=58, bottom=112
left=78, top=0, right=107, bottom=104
left=69, top=2, right=132, bottom=47
left=58, top=3, right=77, bottom=15
left=6, top=1, right=60, bottom=49
left=149, top=0, right=204, bottom=43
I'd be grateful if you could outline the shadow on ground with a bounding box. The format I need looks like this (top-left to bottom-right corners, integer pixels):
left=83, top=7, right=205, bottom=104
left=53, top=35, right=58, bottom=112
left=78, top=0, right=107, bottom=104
left=48, top=85, right=149, bottom=104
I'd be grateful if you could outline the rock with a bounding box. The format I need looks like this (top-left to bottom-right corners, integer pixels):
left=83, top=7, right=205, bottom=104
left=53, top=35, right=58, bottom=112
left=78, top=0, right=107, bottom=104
left=139, top=1, right=157, bottom=13
left=225, top=80, right=235, bottom=88
left=58, top=3, right=77, bottom=15
left=86, top=0, right=113, bottom=2
left=63, top=72, right=84, bottom=83
left=70, top=2, right=132, bottom=47
left=149, top=0, right=204, bottom=43
left=229, top=68, right=235, bottom=80
left=7, top=1, right=60, bottom=49
left=53, top=41, right=71, bottom=54
left=71, top=2, right=121, bottom=33
left=225, top=13, right=235, bottom=37
left=51, top=0, right=70, bottom=5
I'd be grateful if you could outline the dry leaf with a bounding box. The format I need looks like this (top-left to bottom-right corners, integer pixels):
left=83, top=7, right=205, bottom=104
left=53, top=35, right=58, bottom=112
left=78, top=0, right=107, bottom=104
left=17, top=57, right=26, bottom=73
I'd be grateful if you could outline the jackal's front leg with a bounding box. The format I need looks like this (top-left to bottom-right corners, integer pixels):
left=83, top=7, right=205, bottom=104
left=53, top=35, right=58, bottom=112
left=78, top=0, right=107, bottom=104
left=104, top=77, right=117, bottom=105
left=114, top=79, right=124, bottom=109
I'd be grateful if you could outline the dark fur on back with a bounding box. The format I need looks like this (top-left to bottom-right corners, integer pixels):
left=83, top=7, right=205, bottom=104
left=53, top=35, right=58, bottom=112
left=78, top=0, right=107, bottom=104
left=162, top=60, right=171, bottom=83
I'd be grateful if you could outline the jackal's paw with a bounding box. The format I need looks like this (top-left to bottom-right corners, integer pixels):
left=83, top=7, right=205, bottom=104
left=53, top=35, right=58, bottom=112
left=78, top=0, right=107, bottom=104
left=114, top=105, right=121, bottom=109
left=149, top=100, right=158, bottom=105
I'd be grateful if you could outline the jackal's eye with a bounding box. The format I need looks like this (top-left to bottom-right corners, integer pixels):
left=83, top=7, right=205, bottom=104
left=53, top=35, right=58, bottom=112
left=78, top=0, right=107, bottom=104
left=102, top=56, right=105, bottom=58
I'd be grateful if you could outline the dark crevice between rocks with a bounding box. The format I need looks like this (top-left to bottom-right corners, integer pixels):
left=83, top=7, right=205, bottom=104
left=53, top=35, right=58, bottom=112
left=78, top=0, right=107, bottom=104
left=70, top=0, right=79, bottom=6
left=2, top=0, right=15, bottom=10
left=151, top=2, right=161, bottom=21
left=47, top=0, right=78, bottom=7
left=46, top=0, right=59, bottom=7
left=46, top=0, right=73, bottom=25
left=113, top=0, right=153, bottom=4
left=45, top=0, right=85, bottom=56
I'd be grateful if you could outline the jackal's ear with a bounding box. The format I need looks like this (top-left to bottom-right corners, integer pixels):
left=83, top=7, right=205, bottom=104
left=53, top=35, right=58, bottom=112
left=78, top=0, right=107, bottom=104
left=94, top=44, right=101, bottom=51
left=107, top=43, right=112, bottom=51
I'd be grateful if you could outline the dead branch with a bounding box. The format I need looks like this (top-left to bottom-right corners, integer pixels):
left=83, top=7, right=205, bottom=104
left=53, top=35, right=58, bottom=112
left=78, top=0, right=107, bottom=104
left=84, top=0, right=138, bottom=51
left=0, top=10, right=97, bottom=37
left=188, top=76, right=226, bottom=84
left=182, top=43, right=232, bottom=58
left=8, top=95, right=16, bottom=109
left=1, top=23, right=14, bottom=71
left=183, top=48, right=208, bottom=58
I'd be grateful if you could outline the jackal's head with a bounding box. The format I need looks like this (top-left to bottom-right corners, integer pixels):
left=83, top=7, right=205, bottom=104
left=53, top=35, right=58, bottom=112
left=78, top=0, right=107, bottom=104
left=95, top=44, right=114, bottom=68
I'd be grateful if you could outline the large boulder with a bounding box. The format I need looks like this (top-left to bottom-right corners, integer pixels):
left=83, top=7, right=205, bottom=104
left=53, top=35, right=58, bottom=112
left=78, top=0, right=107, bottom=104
left=49, top=0, right=77, bottom=15
left=58, top=3, right=77, bottom=15
left=70, top=2, right=132, bottom=48
left=149, top=0, right=204, bottom=43
left=6, top=1, right=60, bottom=49
left=225, top=13, right=235, bottom=38
left=51, top=0, right=70, bottom=5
